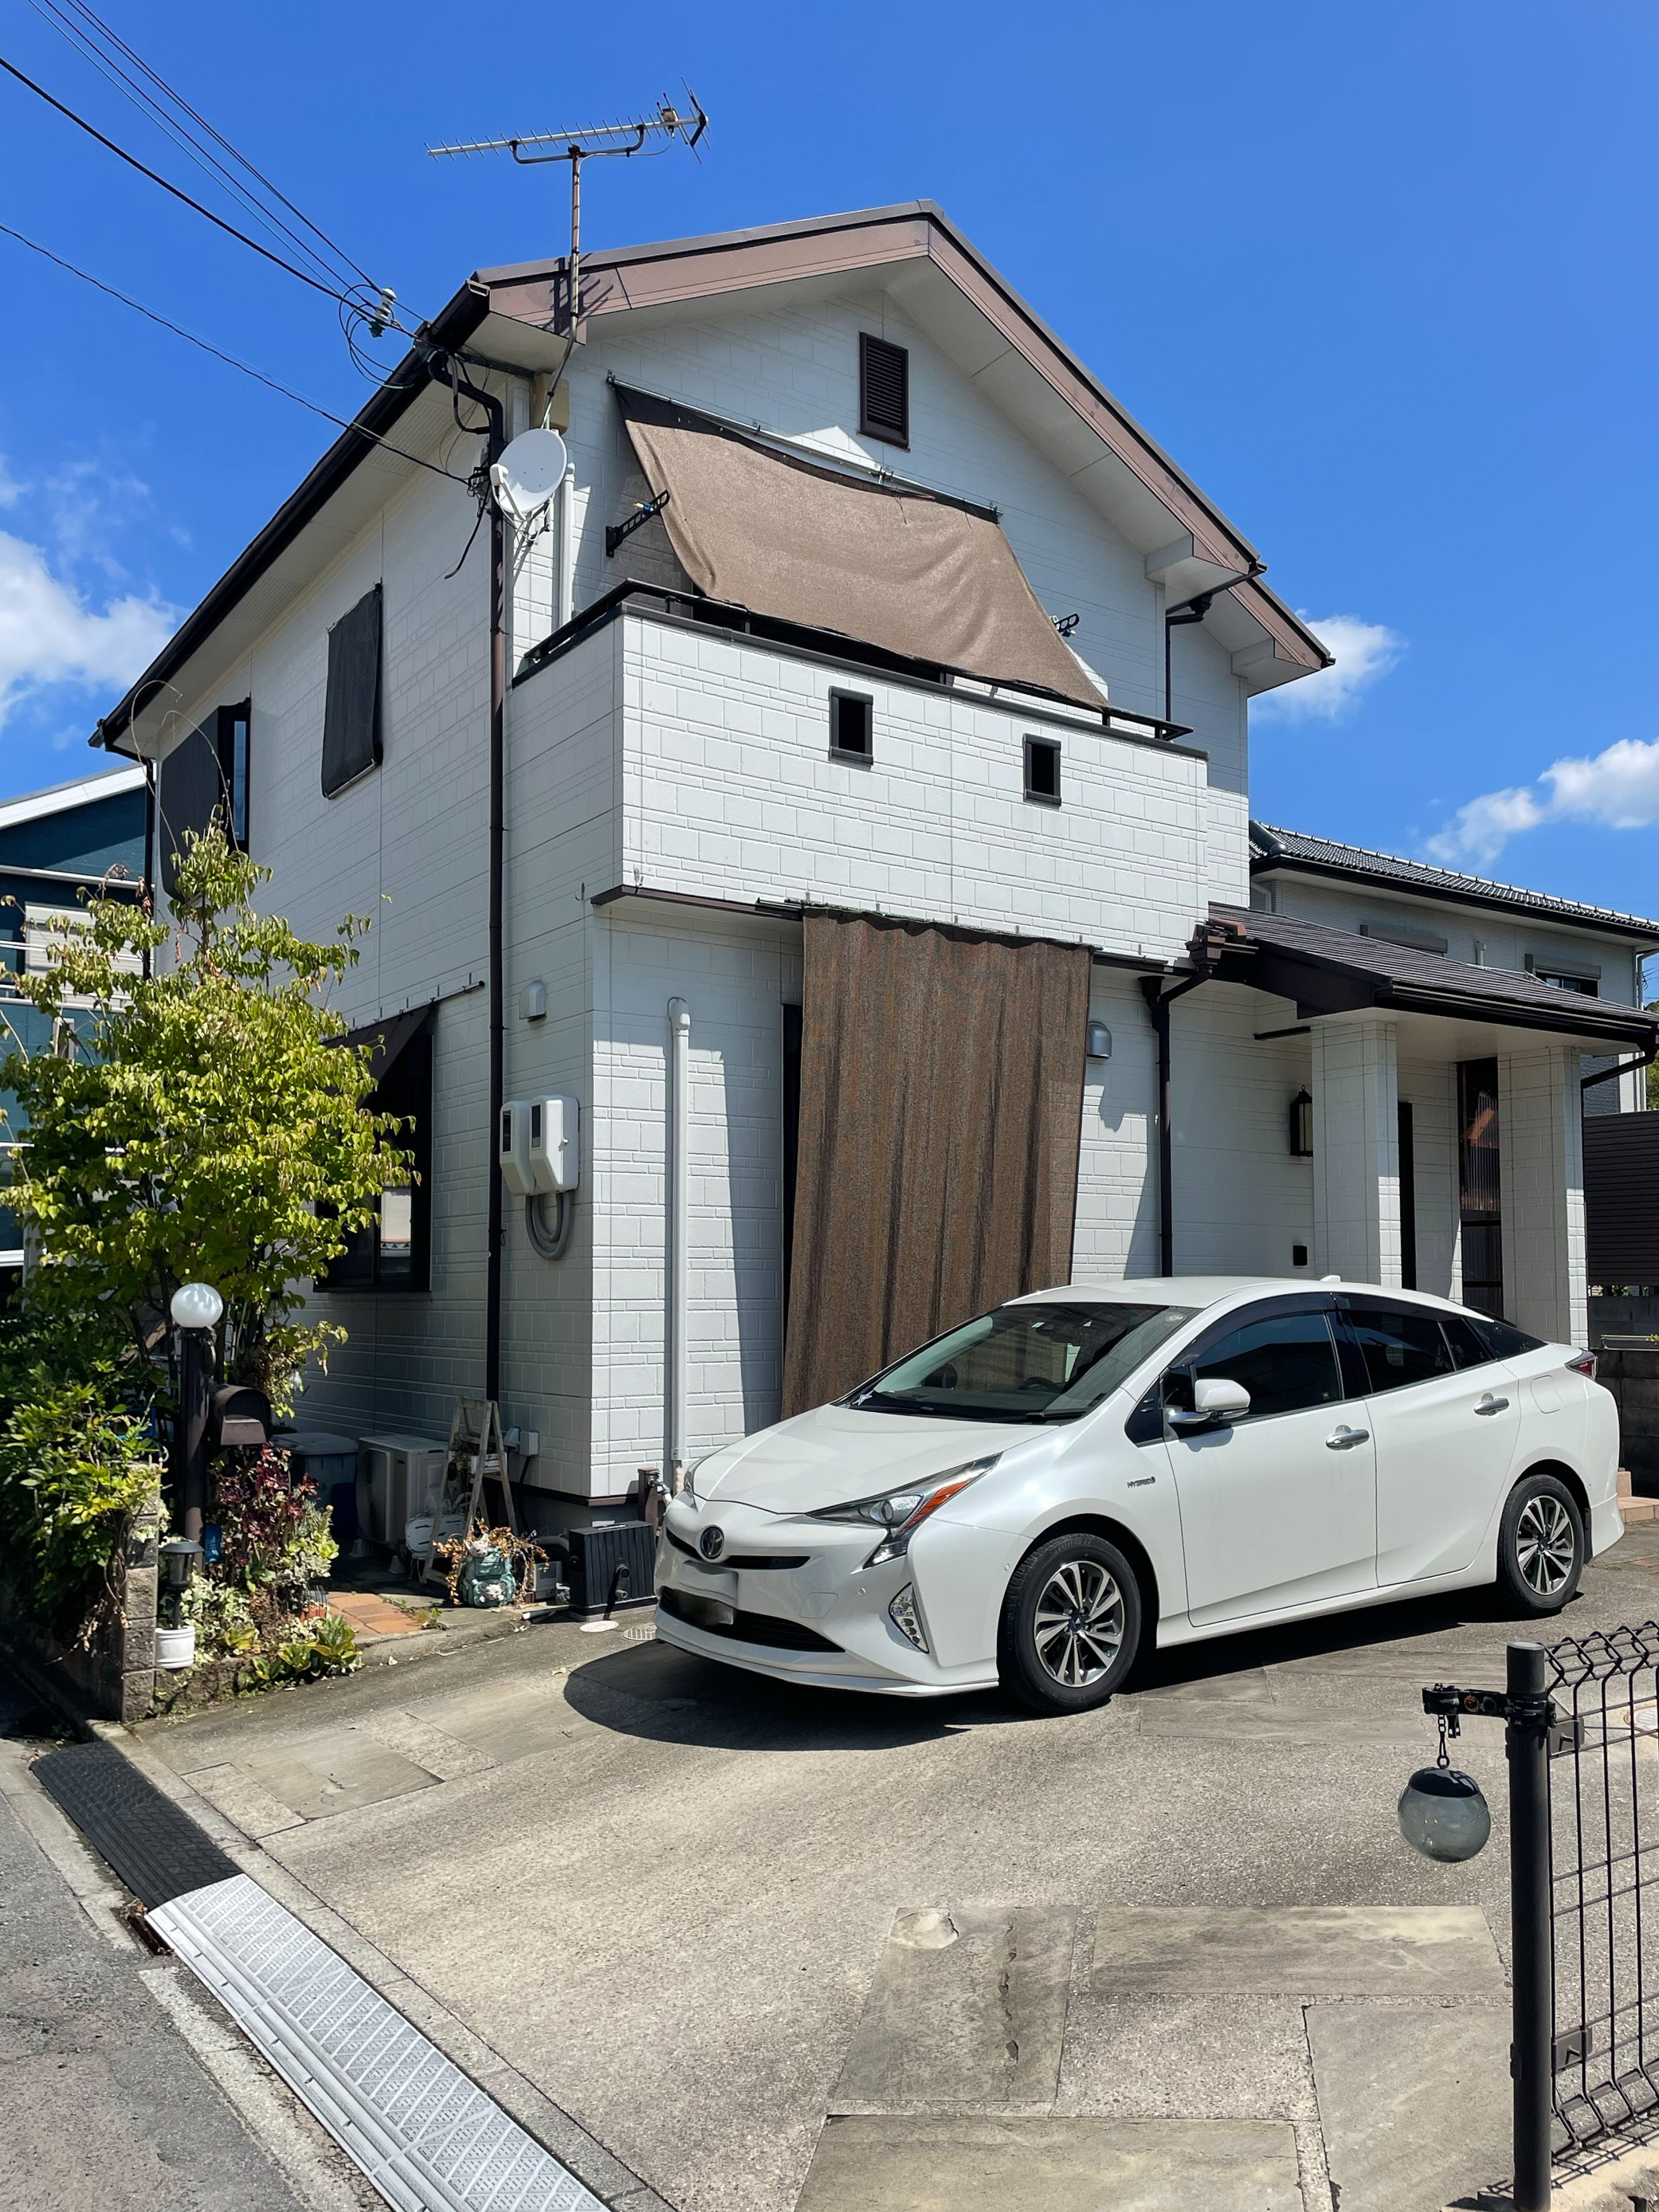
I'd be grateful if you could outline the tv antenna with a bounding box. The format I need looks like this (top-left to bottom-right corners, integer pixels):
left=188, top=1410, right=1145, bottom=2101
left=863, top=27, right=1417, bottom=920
left=428, top=93, right=708, bottom=331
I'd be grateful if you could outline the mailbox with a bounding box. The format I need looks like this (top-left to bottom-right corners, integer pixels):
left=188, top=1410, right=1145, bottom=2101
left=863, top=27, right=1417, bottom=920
left=208, top=1383, right=272, bottom=1450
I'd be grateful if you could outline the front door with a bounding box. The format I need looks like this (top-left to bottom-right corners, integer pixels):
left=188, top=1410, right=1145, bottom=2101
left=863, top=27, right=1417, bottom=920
left=1343, top=1297, right=1523, bottom=1584
left=1164, top=1304, right=1378, bottom=1625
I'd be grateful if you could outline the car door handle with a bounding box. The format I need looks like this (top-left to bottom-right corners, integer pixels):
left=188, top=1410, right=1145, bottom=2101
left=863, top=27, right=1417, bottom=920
left=1327, top=1425, right=1370, bottom=1449
left=1473, top=1394, right=1510, bottom=1415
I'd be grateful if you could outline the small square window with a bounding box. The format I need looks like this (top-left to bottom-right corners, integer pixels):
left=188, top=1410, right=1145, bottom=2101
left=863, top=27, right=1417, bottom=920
left=859, top=333, right=909, bottom=448
left=1025, top=735, right=1061, bottom=806
left=830, top=691, right=873, bottom=762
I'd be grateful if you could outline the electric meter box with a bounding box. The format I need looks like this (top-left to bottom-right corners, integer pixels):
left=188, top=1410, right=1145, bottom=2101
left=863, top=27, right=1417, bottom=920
left=528, top=1096, right=579, bottom=1193
left=500, top=1096, right=580, bottom=1195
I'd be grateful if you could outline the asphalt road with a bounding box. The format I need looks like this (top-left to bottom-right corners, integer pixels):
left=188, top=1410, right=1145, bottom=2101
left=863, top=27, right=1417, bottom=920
left=131, top=1527, right=1659, bottom=2212
left=0, top=1656, right=361, bottom=2212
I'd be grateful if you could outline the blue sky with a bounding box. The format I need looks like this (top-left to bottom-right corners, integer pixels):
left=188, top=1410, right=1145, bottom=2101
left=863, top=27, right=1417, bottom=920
left=2, top=2, right=1657, bottom=928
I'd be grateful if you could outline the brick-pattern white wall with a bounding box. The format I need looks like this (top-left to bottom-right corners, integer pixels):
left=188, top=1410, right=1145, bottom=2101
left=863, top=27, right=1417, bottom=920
left=1312, top=1018, right=1402, bottom=1286
left=1072, top=971, right=1159, bottom=1283
left=1499, top=1045, right=1588, bottom=1346
left=588, top=908, right=798, bottom=1497
left=1398, top=1055, right=1461, bottom=1301
left=618, top=616, right=1208, bottom=960
left=1166, top=987, right=1317, bottom=1277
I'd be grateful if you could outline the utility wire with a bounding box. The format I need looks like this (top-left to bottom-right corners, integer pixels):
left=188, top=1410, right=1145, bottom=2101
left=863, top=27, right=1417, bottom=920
left=0, top=221, right=469, bottom=484
left=0, top=51, right=358, bottom=305
left=25, top=0, right=378, bottom=294
left=21, top=0, right=354, bottom=294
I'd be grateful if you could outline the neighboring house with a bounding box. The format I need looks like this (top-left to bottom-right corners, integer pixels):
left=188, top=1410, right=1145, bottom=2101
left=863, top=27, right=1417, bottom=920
left=0, top=766, right=148, bottom=1300
left=83, top=201, right=1659, bottom=1519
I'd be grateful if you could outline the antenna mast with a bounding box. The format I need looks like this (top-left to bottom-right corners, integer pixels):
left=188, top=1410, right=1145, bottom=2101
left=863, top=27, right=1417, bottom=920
left=428, top=93, right=708, bottom=331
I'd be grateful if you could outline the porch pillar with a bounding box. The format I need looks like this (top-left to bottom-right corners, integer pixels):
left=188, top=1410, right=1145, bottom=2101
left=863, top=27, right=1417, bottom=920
left=1312, top=1017, right=1402, bottom=1286
left=1498, top=1045, right=1587, bottom=1347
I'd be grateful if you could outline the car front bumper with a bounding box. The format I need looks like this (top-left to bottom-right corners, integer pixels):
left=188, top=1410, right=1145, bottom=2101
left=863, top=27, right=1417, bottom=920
left=653, top=1497, right=1000, bottom=1696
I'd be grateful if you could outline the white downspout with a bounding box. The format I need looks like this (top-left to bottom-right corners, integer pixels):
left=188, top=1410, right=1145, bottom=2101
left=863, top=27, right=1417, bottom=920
left=556, top=463, right=576, bottom=629
left=666, top=997, right=690, bottom=1485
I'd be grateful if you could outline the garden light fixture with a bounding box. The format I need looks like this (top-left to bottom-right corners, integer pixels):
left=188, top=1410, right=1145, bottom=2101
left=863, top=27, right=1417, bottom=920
left=171, top=1281, right=225, bottom=1331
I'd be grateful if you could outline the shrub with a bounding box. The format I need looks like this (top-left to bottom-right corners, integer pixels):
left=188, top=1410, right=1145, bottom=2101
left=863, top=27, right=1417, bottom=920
left=0, top=1371, right=160, bottom=1637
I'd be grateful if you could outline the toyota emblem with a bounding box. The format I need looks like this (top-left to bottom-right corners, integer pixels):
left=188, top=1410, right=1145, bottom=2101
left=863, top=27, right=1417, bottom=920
left=699, top=1525, right=726, bottom=1562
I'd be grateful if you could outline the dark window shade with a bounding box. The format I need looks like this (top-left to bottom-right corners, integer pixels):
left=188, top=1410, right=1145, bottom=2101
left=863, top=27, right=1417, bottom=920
left=218, top=700, right=250, bottom=851
left=157, top=721, right=231, bottom=896
left=859, top=332, right=909, bottom=448
left=1585, top=1114, right=1659, bottom=1284
left=830, top=691, right=873, bottom=759
left=321, top=584, right=383, bottom=798
left=319, top=1014, right=432, bottom=1292
left=1398, top=1099, right=1417, bottom=1291
left=1025, top=736, right=1061, bottom=805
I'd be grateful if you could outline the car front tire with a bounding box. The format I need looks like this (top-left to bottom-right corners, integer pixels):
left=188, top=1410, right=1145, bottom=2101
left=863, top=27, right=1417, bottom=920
left=998, top=1531, right=1143, bottom=1714
left=1496, top=1473, right=1584, bottom=1615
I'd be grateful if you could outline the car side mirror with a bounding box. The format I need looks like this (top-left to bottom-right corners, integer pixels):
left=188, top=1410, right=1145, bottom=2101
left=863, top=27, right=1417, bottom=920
left=1169, top=1376, right=1251, bottom=1432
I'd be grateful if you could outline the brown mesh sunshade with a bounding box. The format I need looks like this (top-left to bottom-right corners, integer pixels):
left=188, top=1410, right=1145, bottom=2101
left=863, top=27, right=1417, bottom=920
left=782, top=913, right=1092, bottom=1416
left=613, top=384, right=1104, bottom=709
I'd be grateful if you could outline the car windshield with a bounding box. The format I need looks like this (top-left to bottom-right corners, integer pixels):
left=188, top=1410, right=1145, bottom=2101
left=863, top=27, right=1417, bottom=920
left=847, top=1302, right=1197, bottom=1423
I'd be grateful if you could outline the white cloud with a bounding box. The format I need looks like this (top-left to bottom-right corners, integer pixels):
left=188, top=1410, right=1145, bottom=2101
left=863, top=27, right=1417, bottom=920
left=1252, top=612, right=1404, bottom=722
left=0, top=527, right=175, bottom=732
left=1427, top=735, right=1659, bottom=867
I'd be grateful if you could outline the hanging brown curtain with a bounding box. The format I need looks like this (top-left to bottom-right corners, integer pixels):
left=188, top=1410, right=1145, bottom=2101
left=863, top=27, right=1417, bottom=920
left=782, top=912, right=1092, bottom=1417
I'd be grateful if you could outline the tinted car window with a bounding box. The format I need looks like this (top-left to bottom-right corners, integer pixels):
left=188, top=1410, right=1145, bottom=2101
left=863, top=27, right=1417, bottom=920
left=1180, top=1311, right=1343, bottom=1422
left=1441, top=1313, right=1494, bottom=1371
left=851, top=1301, right=1196, bottom=1423
left=1468, top=1313, right=1546, bottom=1360
left=1347, top=1304, right=1456, bottom=1394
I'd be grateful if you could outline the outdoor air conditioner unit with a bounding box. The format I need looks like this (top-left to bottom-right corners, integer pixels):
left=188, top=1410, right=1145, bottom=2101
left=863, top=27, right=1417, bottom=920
left=355, top=1434, right=447, bottom=1549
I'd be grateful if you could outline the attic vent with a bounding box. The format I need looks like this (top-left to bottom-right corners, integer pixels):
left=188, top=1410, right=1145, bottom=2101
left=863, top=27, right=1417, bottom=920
left=859, top=333, right=909, bottom=449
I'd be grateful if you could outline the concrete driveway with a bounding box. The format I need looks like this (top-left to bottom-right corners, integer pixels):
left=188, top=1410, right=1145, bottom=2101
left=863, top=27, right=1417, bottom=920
left=125, top=1525, right=1659, bottom=2212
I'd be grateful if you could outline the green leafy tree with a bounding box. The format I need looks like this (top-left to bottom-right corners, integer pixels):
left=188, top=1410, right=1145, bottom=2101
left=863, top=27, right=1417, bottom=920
left=0, top=822, right=407, bottom=1418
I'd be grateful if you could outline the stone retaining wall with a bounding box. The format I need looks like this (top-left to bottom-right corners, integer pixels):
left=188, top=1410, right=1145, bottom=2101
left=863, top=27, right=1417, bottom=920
left=0, top=1499, right=159, bottom=1724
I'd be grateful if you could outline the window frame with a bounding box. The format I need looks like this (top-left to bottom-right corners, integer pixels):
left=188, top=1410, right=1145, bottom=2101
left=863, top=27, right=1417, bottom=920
left=1024, top=734, right=1062, bottom=807
left=828, top=688, right=874, bottom=765
left=1168, top=1300, right=1347, bottom=1428
left=215, top=699, right=251, bottom=853
left=318, top=1022, right=433, bottom=1295
left=858, top=331, right=910, bottom=449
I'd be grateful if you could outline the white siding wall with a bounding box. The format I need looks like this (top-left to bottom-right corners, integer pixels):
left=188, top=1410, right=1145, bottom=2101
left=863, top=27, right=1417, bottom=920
left=516, top=280, right=1253, bottom=802
left=588, top=909, right=798, bottom=1499
left=1072, top=971, right=1160, bottom=1283
left=618, top=615, right=1208, bottom=960
left=1169, top=990, right=1317, bottom=1277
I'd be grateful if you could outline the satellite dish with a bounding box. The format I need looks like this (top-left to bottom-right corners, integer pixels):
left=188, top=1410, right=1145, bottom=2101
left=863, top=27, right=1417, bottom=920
left=490, top=427, right=568, bottom=524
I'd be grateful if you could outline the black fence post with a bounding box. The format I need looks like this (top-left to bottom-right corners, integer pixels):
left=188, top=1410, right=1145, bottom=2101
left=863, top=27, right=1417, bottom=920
left=1508, top=1638, right=1553, bottom=2212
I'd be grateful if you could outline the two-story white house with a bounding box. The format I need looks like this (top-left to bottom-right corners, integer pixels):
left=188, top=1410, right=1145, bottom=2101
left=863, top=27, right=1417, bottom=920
left=88, top=202, right=1659, bottom=1520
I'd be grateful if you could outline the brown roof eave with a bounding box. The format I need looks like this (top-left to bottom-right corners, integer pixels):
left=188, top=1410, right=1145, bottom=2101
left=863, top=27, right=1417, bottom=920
left=92, top=280, right=492, bottom=759
left=1251, top=849, right=1659, bottom=943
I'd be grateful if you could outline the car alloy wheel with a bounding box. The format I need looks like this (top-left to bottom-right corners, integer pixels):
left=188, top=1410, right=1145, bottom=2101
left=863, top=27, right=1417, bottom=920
left=1515, top=1493, right=1576, bottom=1598
left=1000, top=1530, right=1143, bottom=1712
left=1033, top=1559, right=1124, bottom=1687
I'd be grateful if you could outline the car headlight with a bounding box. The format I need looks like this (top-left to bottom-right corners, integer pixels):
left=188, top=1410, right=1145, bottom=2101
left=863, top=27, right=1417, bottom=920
left=810, top=1457, right=999, bottom=1567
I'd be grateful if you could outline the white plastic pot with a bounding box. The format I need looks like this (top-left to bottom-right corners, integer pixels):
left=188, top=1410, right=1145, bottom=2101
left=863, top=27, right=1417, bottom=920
left=154, top=1623, right=196, bottom=1670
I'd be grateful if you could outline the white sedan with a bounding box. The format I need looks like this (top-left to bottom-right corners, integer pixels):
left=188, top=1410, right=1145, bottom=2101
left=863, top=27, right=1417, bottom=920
left=653, top=1277, right=1618, bottom=1713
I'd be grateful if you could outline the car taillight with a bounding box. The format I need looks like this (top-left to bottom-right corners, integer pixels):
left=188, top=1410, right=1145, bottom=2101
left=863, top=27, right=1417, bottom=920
left=1566, top=1349, right=1597, bottom=1379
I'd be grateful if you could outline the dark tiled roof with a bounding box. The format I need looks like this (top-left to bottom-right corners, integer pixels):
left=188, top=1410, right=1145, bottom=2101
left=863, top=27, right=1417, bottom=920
left=1249, top=822, right=1659, bottom=941
left=1210, top=902, right=1659, bottom=1049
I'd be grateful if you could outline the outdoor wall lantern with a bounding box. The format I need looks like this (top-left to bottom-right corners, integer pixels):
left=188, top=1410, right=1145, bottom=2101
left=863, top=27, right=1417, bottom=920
left=1398, top=1761, right=1492, bottom=1862
left=1288, top=1088, right=1314, bottom=1158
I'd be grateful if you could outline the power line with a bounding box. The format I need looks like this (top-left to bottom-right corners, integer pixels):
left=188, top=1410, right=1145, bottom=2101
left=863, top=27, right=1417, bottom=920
left=0, top=220, right=469, bottom=485
left=22, top=0, right=380, bottom=300
left=0, top=50, right=355, bottom=305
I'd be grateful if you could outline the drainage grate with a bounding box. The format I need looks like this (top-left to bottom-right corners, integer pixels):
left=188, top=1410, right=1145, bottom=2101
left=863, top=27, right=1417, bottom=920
left=150, top=1875, right=605, bottom=2212
left=33, top=1739, right=241, bottom=1906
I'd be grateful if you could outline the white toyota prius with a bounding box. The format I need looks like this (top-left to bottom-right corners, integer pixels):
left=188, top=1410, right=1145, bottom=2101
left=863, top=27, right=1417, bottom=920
left=653, top=1278, right=1618, bottom=1713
